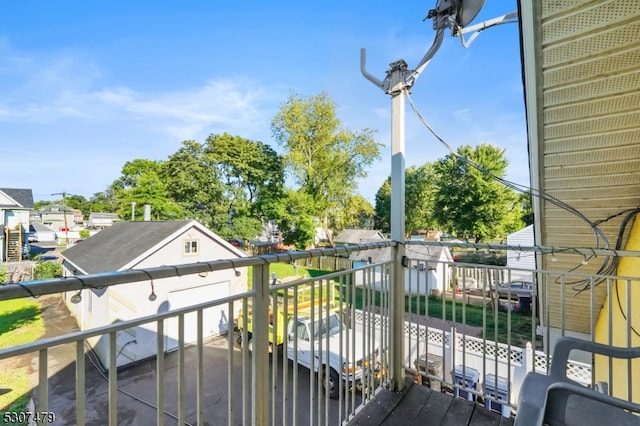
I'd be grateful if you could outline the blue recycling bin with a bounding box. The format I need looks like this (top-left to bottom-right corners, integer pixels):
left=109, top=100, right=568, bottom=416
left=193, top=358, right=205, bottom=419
left=451, top=366, right=480, bottom=401
left=484, top=373, right=511, bottom=418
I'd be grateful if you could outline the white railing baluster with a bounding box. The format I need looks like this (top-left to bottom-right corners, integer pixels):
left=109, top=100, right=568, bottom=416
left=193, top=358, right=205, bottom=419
left=108, top=332, right=117, bottom=426
left=227, top=300, right=235, bottom=426
left=196, top=309, right=204, bottom=426
left=76, top=340, right=85, bottom=426
left=252, top=262, right=270, bottom=426
left=38, top=348, right=48, bottom=419
left=178, top=313, right=185, bottom=425
left=156, top=319, right=165, bottom=426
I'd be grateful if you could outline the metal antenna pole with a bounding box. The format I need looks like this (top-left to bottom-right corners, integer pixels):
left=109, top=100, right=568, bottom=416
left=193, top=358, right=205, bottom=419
left=360, top=0, right=515, bottom=394
left=360, top=6, right=448, bottom=393
left=388, top=60, right=409, bottom=392
left=361, top=51, right=414, bottom=392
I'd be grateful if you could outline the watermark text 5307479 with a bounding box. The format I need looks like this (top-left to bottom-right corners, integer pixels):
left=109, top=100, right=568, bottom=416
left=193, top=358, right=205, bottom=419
left=3, top=411, right=56, bottom=424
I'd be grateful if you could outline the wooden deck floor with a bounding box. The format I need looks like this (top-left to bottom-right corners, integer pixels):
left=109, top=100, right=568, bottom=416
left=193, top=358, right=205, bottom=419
left=349, top=378, right=515, bottom=426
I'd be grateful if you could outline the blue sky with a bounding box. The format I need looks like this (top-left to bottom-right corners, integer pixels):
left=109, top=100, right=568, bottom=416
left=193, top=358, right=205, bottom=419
left=0, top=1, right=525, bottom=204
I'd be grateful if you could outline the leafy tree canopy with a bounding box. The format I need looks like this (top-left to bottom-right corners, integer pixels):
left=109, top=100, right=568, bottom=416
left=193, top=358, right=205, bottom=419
left=331, top=194, right=375, bottom=232
left=271, top=92, right=381, bottom=245
left=433, top=144, right=524, bottom=242
left=275, top=190, right=316, bottom=250
left=162, top=135, right=285, bottom=241
left=111, top=159, right=185, bottom=221
left=375, top=164, right=439, bottom=235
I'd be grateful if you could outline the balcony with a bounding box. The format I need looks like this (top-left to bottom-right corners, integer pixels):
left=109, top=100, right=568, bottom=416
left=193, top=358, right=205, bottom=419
left=1, top=240, right=637, bottom=425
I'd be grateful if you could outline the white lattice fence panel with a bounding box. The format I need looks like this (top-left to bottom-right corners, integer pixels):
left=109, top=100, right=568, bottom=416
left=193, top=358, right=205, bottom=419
left=533, top=350, right=592, bottom=385
left=457, top=335, right=525, bottom=365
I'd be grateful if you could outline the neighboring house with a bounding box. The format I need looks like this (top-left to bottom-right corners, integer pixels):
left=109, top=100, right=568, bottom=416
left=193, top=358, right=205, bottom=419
left=73, top=209, right=84, bottom=227
left=87, top=212, right=119, bottom=229
left=409, top=230, right=442, bottom=241
left=30, top=222, right=57, bottom=243
left=506, top=225, right=535, bottom=282
left=60, top=220, right=248, bottom=368
left=349, top=244, right=453, bottom=296
left=0, top=188, right=34, bottom=262
left=40, top=204, right=75, bottom=232
left=334, top=229, right=386, bottom=246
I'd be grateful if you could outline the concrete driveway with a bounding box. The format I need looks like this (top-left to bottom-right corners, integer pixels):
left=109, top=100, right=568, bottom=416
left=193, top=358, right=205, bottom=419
left=34, top=294, right=354, bottom=425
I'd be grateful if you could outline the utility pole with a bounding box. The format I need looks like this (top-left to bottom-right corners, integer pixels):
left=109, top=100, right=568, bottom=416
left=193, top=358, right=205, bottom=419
left=51, top=191, right=70, bottom=246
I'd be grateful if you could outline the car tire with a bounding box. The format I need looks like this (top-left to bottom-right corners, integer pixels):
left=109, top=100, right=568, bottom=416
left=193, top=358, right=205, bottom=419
left=320, top=366, right=340, bottom=400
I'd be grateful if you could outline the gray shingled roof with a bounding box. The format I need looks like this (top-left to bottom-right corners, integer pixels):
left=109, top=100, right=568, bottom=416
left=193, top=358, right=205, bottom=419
left=31, top=222, right=55, bottom=233
left=0, top=188, right=34, bottom=209
left=334, top=229, right=386, bottom=245
left=62, top=220, right=194, bottom=274
left=348, top=244, right=452, bottom=264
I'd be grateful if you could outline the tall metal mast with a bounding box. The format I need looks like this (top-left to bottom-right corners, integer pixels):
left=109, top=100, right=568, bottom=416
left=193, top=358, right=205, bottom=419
left=360, top=0, right=515, bottom=392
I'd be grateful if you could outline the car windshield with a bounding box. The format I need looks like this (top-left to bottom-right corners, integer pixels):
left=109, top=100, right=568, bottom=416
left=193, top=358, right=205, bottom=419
left=312, top=314, right=343, bottom=338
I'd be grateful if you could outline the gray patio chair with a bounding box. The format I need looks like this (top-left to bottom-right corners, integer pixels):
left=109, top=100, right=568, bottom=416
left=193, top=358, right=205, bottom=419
left=514, top=336, right=640, bottom=426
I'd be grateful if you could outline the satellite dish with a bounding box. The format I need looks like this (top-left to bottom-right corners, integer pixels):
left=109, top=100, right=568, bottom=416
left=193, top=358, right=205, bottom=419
left=456, top=0, right=486, bottom=28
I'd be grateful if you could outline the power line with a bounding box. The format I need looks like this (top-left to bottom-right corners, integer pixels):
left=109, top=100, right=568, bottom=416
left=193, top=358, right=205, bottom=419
left=404, top=90, right=640, bottom=294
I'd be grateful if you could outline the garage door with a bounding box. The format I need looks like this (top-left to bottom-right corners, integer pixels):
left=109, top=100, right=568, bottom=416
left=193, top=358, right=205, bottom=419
left=166, top=281, right=230, bottom=351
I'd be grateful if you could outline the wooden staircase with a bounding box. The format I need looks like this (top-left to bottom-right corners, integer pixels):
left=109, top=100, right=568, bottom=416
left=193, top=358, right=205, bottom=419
left=4, top=227, right=23, bottom=262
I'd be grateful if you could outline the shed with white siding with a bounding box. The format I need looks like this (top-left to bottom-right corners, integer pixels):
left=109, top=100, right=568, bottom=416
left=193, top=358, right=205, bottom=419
left=506, top=225, right=535, bottom=282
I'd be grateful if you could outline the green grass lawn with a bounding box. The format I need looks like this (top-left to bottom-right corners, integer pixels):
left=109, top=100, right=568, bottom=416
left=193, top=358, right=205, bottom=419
left=250, top=263, right=535, bottom=345
left=246, top=262, right=329, bottom=287
left=0, top=298, right=45, bottom=414
left=348, top=285, right=536, bottom=346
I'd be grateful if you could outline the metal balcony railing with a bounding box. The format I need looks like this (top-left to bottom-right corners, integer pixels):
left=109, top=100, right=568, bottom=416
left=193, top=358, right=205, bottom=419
left=0, top=241, right=638, bottom=425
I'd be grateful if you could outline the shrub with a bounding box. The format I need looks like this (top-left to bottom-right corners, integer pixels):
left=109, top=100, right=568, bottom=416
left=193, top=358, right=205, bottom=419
left=33, top=262, right=62, bottom=280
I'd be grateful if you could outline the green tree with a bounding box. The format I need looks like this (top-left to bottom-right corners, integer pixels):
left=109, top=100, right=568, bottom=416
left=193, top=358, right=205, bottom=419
left=374, top=164, right=439, bottom=235
left=162, top=136, right=285, bottom=241
left=433, top=144, right=523, bottom=242
left=63, top=194, right=90, bottom=218
left=374, top=179, right=391, bottom=234
left=332, top=195, right=376, bottom=231
left=519, top=191, right=534, bottom=226
left=111, top=159, right=185, bottom=220
left=206, top=133, right=285, bottom=239
left=271, top=92, right=381, bottom=246
left=162, top=140, right=223, bottom=227
left=88, top=188, right=119, bottom=215
left=275, top=190, right=316, bottom=250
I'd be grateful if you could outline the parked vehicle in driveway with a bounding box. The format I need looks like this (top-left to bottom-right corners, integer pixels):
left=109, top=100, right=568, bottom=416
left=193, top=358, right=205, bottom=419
left=234, top=282, right=380, bottom=399
left=495, top=281, right=534, bottom=300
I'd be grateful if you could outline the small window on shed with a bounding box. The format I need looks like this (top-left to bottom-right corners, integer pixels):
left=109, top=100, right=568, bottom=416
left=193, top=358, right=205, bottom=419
left=183, top=239, right=199, bottom=255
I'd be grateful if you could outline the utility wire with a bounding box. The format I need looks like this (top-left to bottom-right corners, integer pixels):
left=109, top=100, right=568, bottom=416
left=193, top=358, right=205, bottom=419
left=404, top=89, right=640, bottom=294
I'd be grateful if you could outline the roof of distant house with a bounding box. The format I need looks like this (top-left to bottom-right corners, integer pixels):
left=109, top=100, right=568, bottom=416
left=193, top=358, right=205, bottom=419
left=61, top=220, right=245, bottom=274
left=0, top=188, right=34, bottom=209
left=40, top=204, right=75, bottom=213
left=88, top=212, right=119, bottom=219
left=334, top=229, right=386, bottom=245
left=31, top=222, right=55, bottom=233
left=348, top=244, right=453, bottom=264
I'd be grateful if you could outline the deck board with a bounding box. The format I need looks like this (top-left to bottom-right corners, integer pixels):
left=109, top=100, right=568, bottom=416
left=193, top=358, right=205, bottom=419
left=349, top=378, right=514, bottom=426
left=410, top=388, right=452, bottom=425
left=440, top=397, right=477, bottom=426
left=380, top=382, right=430, bottom=425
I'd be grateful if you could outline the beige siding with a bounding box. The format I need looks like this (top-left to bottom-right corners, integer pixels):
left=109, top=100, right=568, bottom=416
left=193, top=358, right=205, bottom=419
left=528, top=0, right=640, bottom=333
